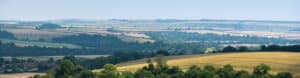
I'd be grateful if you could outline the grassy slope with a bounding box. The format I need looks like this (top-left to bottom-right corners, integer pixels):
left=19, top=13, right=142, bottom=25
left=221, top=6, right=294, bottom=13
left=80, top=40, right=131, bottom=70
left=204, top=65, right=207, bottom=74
left=0, top=39, right=81, bottom=48
left=112, top=52, right=300, bottom=77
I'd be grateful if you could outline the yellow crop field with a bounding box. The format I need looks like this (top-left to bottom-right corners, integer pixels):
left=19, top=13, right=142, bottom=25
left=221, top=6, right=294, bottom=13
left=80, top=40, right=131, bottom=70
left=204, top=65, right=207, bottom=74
left=116, top=52, right=300, bottom=77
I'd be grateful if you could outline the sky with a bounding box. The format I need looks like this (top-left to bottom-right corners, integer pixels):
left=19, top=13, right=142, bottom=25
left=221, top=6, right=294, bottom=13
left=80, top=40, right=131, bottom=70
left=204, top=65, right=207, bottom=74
left=0, top=0, right=299, bottom=21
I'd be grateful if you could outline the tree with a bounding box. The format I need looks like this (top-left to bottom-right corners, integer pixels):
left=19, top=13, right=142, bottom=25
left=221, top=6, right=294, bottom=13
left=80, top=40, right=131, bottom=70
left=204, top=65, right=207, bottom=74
left=135, top=69, right=155, bottom=78
left=122, top=71, right=135, bottom=78
left=168, top=66, right=184, bottom=78
left=238, top=46, right=248, bottom=52
left=235, top=70, right=251, bottom=78
left=47, top=58, right=55, bottom=63
left=53, top=60, right=84, bottom=78
left=260, top=45, right=267, bottom=51
left=147, top=63, right=155, bottom=73
left=0, top=58, right=4, bottom=63
left=222, top=46, right=237, bottom=52
left=156, top=73, right=170, bottom=78
left=217, top=64, right=235, bottom=78
left=204, top=65, right=216, bottom=72
left=63, top=56, right=76, bottom=63
left=0, top=58, right=4, bottom=66
left=155, top=55, right=167, bottom=69
left=184, top=65, right=202, bottom=78
left=37, top=23, right=61, bottom=30
left=201, top=65, right=219, bottom=78
left=156, top=50, right=170, bottom=56
left=253, top=64, right=271, bottom=75
left=270, top=45, right=281, bottom=51
left=276, top=72, right=292, bottom=78
left=78, top=70, right=95, bottom=78
left=252, top=64, right=273, bottom=78
left=99, top=64, right=118, bottom=78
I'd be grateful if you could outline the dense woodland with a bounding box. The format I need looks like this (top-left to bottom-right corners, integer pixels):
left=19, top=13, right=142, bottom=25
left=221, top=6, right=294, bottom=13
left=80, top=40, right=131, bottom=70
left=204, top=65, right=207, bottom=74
left=51, top=34, right=208, bottom=53
left=34, top=55, right=293, bottom=78
left=145, top=32, right=298, bottom=44
left=0, top=41, right=103, bottom=56
left=0, top=51, right=156, bottom=73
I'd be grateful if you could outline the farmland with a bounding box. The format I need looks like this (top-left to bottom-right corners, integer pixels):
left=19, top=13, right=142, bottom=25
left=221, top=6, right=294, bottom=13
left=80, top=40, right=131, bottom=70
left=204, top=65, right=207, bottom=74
left=3, top=29, right=73, bottom=40
left=115, top=52, right=300, bottom=77
left=2, top=19, right=300, bottom=46
left=0, top=73, right=44, bottom=78
left=0, top=55, right=110, bottom=61
left=0, top=39, right=81, bottom=48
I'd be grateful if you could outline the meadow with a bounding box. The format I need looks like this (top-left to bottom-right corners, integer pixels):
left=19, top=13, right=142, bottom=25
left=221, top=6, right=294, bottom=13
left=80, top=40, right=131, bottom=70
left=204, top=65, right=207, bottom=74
left=115, top=52, right=300, bottom=77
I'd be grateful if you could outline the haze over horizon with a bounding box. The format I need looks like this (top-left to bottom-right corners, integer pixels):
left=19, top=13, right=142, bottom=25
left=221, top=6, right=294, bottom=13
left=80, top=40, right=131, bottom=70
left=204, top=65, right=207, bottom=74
left=0, top=0, right=299, bottom=21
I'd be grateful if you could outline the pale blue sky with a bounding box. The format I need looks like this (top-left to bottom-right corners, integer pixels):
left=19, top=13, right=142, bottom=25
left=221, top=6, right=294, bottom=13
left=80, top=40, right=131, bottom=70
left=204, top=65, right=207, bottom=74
left=0, top=0, right=299, bottom=21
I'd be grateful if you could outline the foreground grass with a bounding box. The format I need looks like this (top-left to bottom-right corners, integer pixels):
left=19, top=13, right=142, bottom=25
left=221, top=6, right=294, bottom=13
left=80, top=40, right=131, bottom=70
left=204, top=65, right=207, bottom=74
left=112, top=52, right=300, bottom=77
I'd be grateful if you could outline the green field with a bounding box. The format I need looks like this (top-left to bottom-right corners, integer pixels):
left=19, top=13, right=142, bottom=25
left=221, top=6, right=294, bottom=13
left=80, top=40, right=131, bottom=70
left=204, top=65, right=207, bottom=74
left=107, top=52, right=300, bottom=78
left=0, top=39, right=81, bottom=48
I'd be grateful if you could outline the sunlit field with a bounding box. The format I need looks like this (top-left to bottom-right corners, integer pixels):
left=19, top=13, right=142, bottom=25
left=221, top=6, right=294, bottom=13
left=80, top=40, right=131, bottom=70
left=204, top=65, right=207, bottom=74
left=115, top=52, right=300, bottom=77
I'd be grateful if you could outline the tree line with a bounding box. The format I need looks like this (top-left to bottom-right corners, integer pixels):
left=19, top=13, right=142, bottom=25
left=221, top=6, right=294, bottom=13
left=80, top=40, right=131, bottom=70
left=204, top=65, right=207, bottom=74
left=0, top=57, right=55, bottom=73
left=145, top=32, right=298, bottom=44
left=34, top=55, right=293, bottom=78
left=0, top=51, right=160, bottom=73
left=221, top=45, right=300, bottom=52
left=0, top=41, right=105, bottom=56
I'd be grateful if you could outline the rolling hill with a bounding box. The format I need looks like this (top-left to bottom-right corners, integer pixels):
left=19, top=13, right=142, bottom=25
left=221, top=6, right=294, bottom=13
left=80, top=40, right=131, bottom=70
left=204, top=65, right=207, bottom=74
left=112, top=52, right=300, bottom=77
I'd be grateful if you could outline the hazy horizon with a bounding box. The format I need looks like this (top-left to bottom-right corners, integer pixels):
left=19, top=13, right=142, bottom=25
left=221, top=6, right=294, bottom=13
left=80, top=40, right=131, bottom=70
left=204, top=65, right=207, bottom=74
left=0, top=0, right=299, bottom=21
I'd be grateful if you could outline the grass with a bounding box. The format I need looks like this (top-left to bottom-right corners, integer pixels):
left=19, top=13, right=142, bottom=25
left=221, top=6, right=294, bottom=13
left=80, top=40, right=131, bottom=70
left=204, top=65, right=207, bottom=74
left=0, top=73, right=45, bottom=78
left=0, top=39, right=81, bottom=48
left=112, top=52, right=300, bottom=77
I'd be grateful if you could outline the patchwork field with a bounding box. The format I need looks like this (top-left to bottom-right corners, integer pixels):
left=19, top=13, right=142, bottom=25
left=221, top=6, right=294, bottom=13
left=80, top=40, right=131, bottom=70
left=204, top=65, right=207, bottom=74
left=4, top=29, right=73, bottom=40
left=0, top=73, right=44, bottom=78
left=1, top=55, right=110, bottom=61
left=114, top=52, right=300, bottom=77
left=0, top=39, right=81, bottom=48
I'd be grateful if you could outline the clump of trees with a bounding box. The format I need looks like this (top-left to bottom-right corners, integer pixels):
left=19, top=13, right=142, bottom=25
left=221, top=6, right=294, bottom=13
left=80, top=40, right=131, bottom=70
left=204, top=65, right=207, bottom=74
left=221, top=46, right=250, bottom=52
left=35, top=55, right=293, bottom=78
left=36, top=23, right=61, bottom=30
left=0, top=57, right=55, bottom=73
left=51, top=34, right=208, bottom=54
left=221, top=45, right=300, bottom=53
left=260, top=45, right=300, bottom=52
left=0, top=30, right=15, bottom=39
left=0, top=51, right=165, bottom=74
